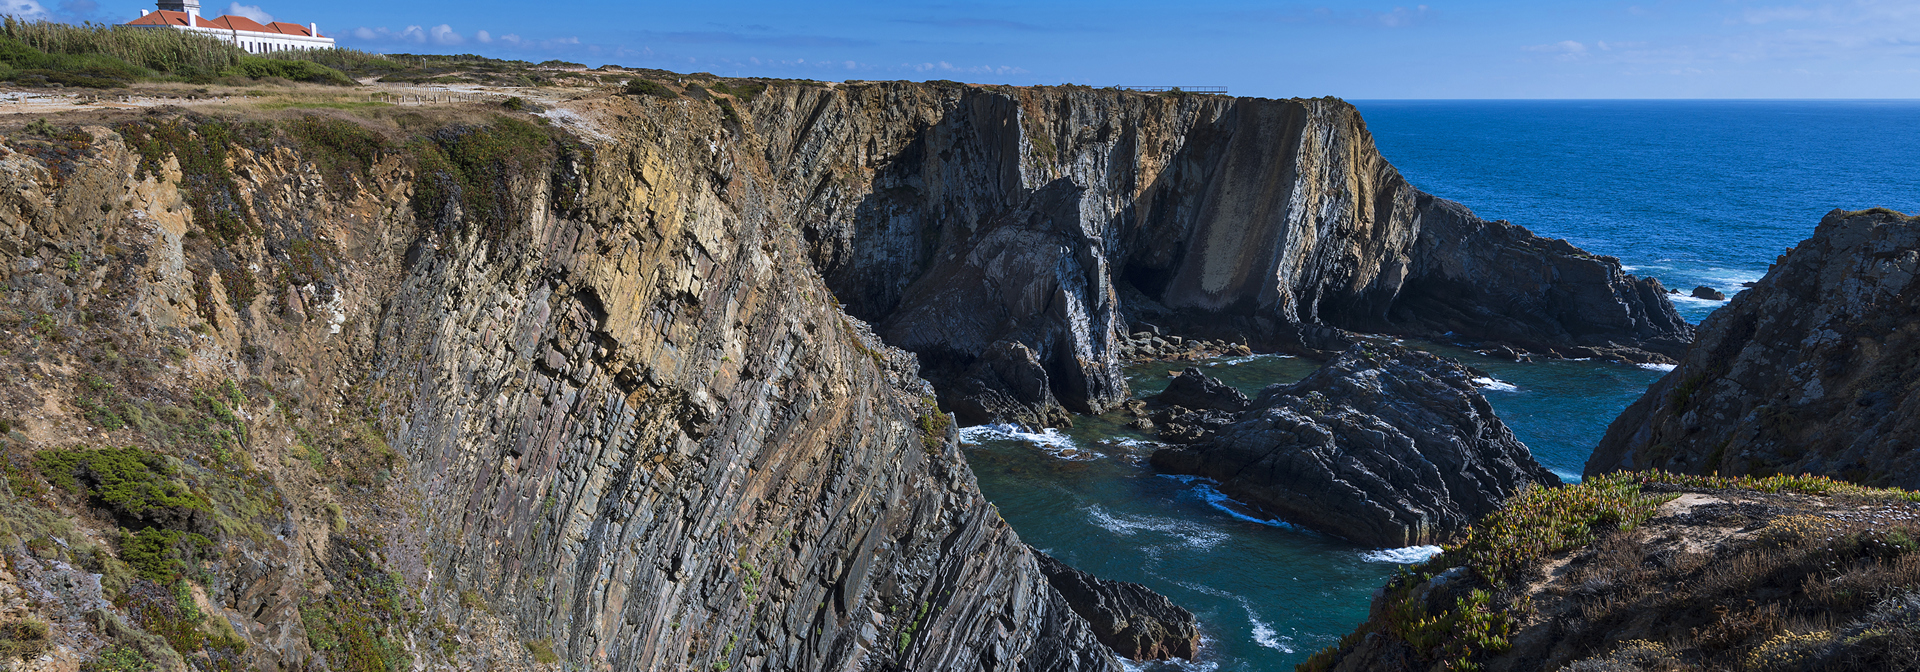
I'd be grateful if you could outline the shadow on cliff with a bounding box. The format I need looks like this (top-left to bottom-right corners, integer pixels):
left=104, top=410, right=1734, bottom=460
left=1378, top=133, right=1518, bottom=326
left=792, top=86, right=1692, bottom=428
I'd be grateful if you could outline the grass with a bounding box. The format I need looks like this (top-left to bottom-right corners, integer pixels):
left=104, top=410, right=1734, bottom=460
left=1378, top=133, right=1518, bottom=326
left=1304, top=471, right=1920, bottom=672
left=525, top=639, right=559, bottom=664
left=0, top=18, right=351, bottom=86
left=302, top=538, right=414, bottom=672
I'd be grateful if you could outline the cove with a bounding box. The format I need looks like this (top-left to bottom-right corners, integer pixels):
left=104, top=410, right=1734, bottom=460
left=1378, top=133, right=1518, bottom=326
left=963, top=347, right=1665, bottom=670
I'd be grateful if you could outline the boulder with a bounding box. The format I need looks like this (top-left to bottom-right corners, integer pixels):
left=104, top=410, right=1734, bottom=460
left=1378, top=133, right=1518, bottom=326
left=1152, top=345, right=1559, bottom=547
left=1032, top=550, right=1200, bottom=661
left=1153, top=367, right=1251, bottom=413
left=1691, top=285, right=1726, bottom=301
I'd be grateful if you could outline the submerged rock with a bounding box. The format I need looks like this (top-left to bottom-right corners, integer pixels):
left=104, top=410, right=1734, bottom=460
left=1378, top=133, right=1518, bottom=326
left=1589, top=208, right=1920, bottom=486
left=1152, top=345, right=1559, bottom=547
left=1032, top=550, right=1200, bottom=662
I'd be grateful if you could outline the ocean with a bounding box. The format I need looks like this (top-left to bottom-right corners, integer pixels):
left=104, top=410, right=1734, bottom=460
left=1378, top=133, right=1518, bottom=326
left=960, top=101, right=1920, bottom=671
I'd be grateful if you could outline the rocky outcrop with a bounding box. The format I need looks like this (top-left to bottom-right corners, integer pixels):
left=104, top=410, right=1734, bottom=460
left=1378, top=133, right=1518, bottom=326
left=1154, top=367, right=1251, bottom=413
left=1031, top=550, right=1200, bottom=662
left=1310, top=474, right=1920, bottom=672
left=0, top=98, right=1128, bottom=670
left=1152, top=345, right=1558, bottom=547
left=1587, top=209, right=1920, bottom=486
left=760, top=85, right=1690, bottom=426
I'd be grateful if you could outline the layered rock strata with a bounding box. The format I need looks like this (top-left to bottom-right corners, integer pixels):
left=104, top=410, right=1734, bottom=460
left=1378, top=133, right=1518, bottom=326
left=1152, top=345, right=1559, bottom=547
left=0, top=96, right=1131, bottom=670
left=1032, top=550, right=1200, bottom=662
left=762, top=85, right=1691, bottom=426
left=1588, top=208, right=1920, bottom=486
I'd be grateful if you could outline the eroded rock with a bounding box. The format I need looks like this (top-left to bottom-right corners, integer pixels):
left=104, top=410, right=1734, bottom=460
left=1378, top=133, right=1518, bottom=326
left=1032, top=550, right=1200, bottom=662
left=1152, top=345, right=1559, bottom=547
left=1589, top=208, right=1920, bottom=486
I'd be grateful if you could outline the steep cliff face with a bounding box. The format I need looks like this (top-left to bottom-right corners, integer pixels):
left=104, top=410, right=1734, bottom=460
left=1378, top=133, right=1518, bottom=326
left=0, top=97, right=1121, bottom=671
left=1587, top=209, right=1920, bottom=486
left=1151, top=346, right=1558, bottom=547
left=750, top=84, right=1690, bottom=426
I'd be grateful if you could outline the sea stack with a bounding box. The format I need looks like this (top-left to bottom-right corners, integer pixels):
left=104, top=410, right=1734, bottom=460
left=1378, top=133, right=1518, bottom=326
left=1152, top=345, right=1560, bottom=548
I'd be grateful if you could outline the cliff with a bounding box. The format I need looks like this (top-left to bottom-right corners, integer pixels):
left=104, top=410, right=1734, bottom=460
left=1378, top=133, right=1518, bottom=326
left=0, top=76, right=1690, bottom=672
left=1303, top=472, right=1920, bottom=672
left=757, top=84, right=1690, bottom=426
left=0, top=98, right=1121, bottom=671
left=1151, top=345, right=1558, bottom=547
left=1587, top=208, right=1920, bottom=485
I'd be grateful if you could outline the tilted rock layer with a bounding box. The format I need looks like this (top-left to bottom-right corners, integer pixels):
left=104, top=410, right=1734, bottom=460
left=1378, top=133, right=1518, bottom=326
left=764, top=85, right=1689, bottom=425
left=1032, top=550, right=1200, bottom=662
left=0, top=90, right=1134, bottom=671
left=1588, top=209, right=1920, bottom=486
left=1153, top=345, right=1559, bottom=547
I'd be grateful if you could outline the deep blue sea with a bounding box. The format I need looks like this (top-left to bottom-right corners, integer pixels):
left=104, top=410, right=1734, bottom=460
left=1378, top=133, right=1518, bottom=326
left=963, top=101, right=1920, bottom=671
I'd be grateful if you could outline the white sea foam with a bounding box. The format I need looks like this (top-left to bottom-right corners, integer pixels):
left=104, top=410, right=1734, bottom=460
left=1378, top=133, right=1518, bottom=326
left=1249, top=615, right=1293, bottom=652
left=1205, top=353, right=1294, bottom=367
left=1085, top=505, right=1230, bottom=549
left=1472, top=376, right=1519, bottom=393
left=1120, top=657, right=1220, bottom=672
left=1361, top=545, right=1444, bottom=564
left=957, top=424, right=1094, bottom=459
left=1637, top=362, right=1678, bottom=372
left=1159, top=475, right=1296, bottom=529
left=1669, top=293, right=1730, bottom=306
left=1552, top=469, right=1584, bottom=483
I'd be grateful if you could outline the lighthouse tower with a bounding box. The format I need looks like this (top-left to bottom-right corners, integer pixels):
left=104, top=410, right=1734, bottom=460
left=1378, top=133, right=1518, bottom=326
left=154, top=0, right=200, bottom=23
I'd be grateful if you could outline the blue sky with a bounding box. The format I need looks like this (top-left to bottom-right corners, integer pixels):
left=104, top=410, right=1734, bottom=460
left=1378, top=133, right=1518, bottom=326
left=17, top=0, right=1920, bottom=98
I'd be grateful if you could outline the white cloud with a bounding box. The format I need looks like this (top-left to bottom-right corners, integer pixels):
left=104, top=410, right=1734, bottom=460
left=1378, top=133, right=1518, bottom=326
left=0, top=0, right=49, bottom=19
left=227, top=2, right=271, bottom=24
left=428, top=24, right=463, bottom=45
left=475, top=30, right=491, bottom=43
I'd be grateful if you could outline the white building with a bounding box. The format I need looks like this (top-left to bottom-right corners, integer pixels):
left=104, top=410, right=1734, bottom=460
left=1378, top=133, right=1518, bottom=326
left=126, top=0, right=333, bottom=53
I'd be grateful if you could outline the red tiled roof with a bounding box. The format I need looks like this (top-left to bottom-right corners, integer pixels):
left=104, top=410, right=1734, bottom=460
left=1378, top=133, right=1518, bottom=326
left=125, top=10, right=191, bottom=27
left=265, top=22, right=314, bottom=37
left=200, top=14, right=271, bottom=32
left=125, top=11, right=322, bottom=36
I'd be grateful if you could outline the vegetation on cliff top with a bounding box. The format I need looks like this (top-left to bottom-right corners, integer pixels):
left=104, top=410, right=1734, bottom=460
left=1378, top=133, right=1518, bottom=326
left=0, top=18, right=353, bottom=87
left=1304, top=471, right=1920, bottom=672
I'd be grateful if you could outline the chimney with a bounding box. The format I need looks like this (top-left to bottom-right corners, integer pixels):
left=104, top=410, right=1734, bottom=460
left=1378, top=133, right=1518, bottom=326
left=139, top=9, right=148, bottom=15
left=310, top=23, right=318, bottom=37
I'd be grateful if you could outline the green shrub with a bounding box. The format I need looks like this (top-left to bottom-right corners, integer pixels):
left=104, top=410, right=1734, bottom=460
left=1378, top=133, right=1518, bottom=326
left=286, top=116, right=389, bottom=193
left=525, top=639, right=558, bottom=664
left=33, top=446, right=214, bottom=531
left=116, top=527, right=213, bottom=584
left=220, top=56, right=352, bottom=85
left=1435, top=472, right=1669, bottom=587
left=0, top=618, right=48, bottom=659
left=411, top=118, right=557, bottom=238
left=81, top=645, right=151, bottom=672
left=623, top=79, right=675, bottom=98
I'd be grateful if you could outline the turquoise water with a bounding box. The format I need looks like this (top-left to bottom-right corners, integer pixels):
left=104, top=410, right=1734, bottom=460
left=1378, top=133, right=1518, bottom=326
left=963, top=101, right=1920, bottom=670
